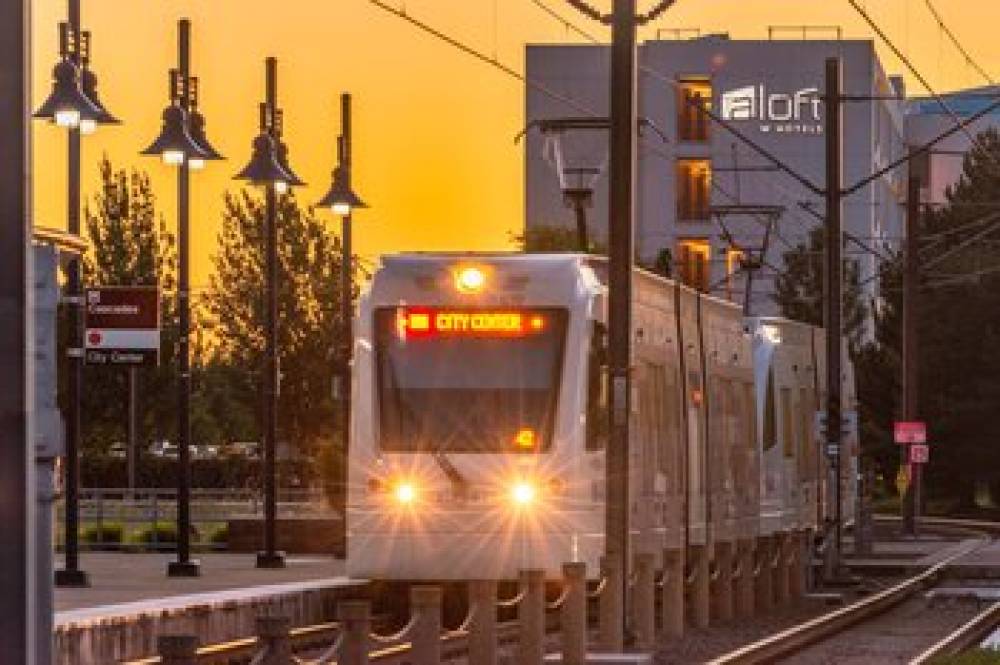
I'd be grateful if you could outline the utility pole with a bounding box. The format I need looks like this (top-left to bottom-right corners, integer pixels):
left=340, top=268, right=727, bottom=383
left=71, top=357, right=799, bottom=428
left=605, top=0, right=636, bottom=648
left=823, top=57, right=843, bottom=578
left=902, top=176, right=921, bottom=536
left=0, top=0, right=36, bottom=660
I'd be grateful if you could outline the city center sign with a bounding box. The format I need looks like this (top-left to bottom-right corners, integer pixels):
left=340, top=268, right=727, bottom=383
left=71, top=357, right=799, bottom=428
left=84, top=286, right=161, bottom=366
left=720, top=84, right=823, bottom=135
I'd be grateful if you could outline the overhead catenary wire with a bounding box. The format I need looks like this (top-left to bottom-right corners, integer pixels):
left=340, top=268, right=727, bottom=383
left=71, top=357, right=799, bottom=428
left=365, top=0, right=598, bottom=118
left=924, top=0, right=994, bottom=85
left=846, top=0, right=999, bottom=171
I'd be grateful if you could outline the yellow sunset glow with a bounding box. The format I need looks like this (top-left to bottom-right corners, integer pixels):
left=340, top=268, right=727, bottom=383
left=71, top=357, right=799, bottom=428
left=31, top=0, right=1000, bottom=289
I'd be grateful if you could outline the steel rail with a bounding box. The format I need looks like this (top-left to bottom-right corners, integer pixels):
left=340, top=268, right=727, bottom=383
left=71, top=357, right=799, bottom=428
left=707, top=534, right=988, bottom=665
left=911, top=600, right=1000, bottom=664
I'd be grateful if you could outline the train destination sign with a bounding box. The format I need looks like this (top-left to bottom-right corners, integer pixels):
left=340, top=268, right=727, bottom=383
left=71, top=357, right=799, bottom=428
left=395, top=308, right=548, bottom=337
left=84, top=286, right=161, bottom=366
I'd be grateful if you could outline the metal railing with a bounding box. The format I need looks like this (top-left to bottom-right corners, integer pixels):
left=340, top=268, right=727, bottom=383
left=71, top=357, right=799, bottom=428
left=55, top=487, right=338, bottom=551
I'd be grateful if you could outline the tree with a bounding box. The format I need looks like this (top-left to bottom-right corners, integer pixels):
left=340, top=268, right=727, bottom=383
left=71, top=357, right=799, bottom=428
left=76, top=156, right=179, bottom=453
left=912, top=128, right=1000, bottom=509
left=772, top=225, right=868, bottom=356
left=205, top=190, right=353, bottom=456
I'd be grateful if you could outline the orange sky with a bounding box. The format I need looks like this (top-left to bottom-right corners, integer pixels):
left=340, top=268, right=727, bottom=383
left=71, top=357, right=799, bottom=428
left=31, top=0, right=1000, bottom=290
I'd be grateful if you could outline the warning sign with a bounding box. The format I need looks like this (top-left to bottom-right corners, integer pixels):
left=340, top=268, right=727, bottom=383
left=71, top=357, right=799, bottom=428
left=910, top=443, right=930, bottom=465
left=894, top=421, right=927, bottom=445
left=895, top=464, right=911, bottom=497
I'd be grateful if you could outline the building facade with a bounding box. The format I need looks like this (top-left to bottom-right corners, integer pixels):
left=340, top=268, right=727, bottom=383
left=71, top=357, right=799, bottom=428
left=907, top=86, right=1000, bottom=206
left=525, top=34, right=907, bottom=318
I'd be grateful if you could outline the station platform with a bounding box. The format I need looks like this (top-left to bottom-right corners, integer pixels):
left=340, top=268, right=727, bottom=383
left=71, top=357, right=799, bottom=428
left=53, top=553, right=364, bottom=664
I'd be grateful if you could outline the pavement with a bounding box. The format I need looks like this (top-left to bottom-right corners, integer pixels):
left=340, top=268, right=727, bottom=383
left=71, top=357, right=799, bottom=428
left=54, top=552, right=352, bottom=618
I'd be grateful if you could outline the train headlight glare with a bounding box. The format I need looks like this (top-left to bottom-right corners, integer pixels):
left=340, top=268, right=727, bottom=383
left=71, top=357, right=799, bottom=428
left=761, top=324, right=782, bottom=345
left=394, top=482, right=416, bottom=505
left=455, top=266, right=486, bottom=293
left=511, top=481, right=535, bottom=505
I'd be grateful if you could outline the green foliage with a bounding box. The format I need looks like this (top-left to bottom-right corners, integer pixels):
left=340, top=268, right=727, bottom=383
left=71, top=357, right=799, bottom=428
left=81, top=522, right=124, bottom=545
left=916, top=128, right=1000, bottom=508
left=929, top=649, right=1000, bottom=665
left=133, top=522, right=179, bottom=547
left=315, top=437, right=346, bottom=509
left=209, top=524, right=229, bottom=546
left=772, top=225, right=868, bottom=356
left=205, top=190, right=351, bottom=455
left=510, top=223, right=606, bottom=253
left=75, top=156, right=179, bottom=453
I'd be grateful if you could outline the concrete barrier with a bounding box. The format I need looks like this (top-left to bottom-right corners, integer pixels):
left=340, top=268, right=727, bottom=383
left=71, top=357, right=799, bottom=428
left=54, top=577, right=362, bottom=664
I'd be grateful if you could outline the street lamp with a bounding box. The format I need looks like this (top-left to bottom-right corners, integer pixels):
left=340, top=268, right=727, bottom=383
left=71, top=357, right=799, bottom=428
left=318, top=93, right=366, bottom=526
left=36, top=3, right=118, bottom=590
left=141, top=18, right=221, bottom=578
left=236, top=57, right=303, bottom=569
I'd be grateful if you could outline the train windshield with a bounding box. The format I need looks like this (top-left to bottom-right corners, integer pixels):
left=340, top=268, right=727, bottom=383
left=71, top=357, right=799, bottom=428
left=374, top=307, right=567, bottom=453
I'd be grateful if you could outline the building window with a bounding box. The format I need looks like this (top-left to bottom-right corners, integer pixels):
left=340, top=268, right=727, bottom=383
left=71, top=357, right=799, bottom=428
left=676, top=159, right=711, bottom=221
left=677, top=77, right=711, bottom=142
left=677, top=238, right=711, bottom=291
left=725, top=248, right=744, bottom=300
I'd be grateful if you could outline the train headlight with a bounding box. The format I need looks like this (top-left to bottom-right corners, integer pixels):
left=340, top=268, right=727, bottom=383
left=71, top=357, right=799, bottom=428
left=511, top=481, right=536, bottom=506
left=455, top=266, right=486, bottom=293
left=394, top=481, right=417, bottom=505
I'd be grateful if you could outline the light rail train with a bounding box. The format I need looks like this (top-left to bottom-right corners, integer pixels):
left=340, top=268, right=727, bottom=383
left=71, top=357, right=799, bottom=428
left=346, top=253, right=858, bottom=581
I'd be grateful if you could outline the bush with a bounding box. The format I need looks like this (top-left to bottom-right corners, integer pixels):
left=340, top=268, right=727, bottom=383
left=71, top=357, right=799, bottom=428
left=209, top=525, right=229, bottom=547
left=133, top=523, right=200, bottom=549
left=930, top=649, right=1000, bottom=664
left=81, top=522, right=124, bottom=548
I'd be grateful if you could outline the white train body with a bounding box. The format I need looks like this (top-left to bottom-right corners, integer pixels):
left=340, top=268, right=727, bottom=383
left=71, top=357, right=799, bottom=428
left=347, top=254, right=858, bottom=580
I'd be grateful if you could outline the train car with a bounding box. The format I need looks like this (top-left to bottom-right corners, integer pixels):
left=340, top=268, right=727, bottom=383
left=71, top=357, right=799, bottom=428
left=748, top=317, right=859, bottom=539
left=346, top=252, right=856, bottom=582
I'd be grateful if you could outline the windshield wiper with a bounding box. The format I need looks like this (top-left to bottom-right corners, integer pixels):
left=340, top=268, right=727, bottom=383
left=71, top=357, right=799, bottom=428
left=386, top=359, right=469, bottom=495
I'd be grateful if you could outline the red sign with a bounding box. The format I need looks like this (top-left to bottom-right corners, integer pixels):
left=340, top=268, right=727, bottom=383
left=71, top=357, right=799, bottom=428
left=395, top=309, right=548, bottom=338
left=894, top=421, right=927, bottom=445
left=910, top=443, right=930, bottom=464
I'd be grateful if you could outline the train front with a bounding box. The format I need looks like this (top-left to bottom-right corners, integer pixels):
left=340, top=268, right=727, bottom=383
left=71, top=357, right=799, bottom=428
left=347, top=253, right=603, bottom=580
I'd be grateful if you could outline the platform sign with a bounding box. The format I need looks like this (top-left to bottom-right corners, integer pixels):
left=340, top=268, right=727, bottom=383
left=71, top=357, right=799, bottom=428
left=909, top=443, right=930, bottom=465
left=84, top=286, right=160, bottom=366
left=894, top=421, right=927, bottom=445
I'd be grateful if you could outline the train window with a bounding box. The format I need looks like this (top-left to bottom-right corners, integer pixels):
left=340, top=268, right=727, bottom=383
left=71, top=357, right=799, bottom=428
left=781, top=388, right=794, bottom=458
left=586, top=321, right=609, bottom=451
left=374, top=307, right=568, bottom=453
left=762, top=368, right=777, bottom=450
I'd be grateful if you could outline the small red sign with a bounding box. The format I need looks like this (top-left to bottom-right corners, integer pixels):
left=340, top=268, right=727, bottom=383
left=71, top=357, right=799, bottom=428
left=894, top=421, right=927, bottom=445
left=910, top=443, right=930, bottom=464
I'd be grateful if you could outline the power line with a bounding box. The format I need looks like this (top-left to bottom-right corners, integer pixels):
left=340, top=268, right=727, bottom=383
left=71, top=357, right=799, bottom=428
left=365, top=0, right=598, bottom=118
left=846, top=0, right=997, bottom=170
left=924, top=0, right=994, bottom=85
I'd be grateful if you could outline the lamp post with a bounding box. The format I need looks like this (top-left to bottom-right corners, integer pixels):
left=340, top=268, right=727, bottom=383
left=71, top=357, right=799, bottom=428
left=317, top=93, right=367, bottom=516
left=141, top=18, right=221, bottom=578
left=35, top=0, right=118, bottom=589
left=236, top=57, right=303, bottom=569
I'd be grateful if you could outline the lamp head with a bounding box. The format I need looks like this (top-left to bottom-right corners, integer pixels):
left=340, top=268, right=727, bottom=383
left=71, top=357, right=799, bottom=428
left=317, top=165, right=367, bottom=216
left=188, top=109, right=224, bottom=161
left=234, top=133, right=290, bottom=187
left=79, top=67, right=119, bottom=126
left=140, top=105, right=211, bottom=165
left=33, top=59, right=102, bottom=128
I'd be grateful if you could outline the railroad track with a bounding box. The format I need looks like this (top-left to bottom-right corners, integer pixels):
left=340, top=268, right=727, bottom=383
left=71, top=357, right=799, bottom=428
left=708, top=518, right=998, bottom=665
left=911, top=600, right=1000, bottom=663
